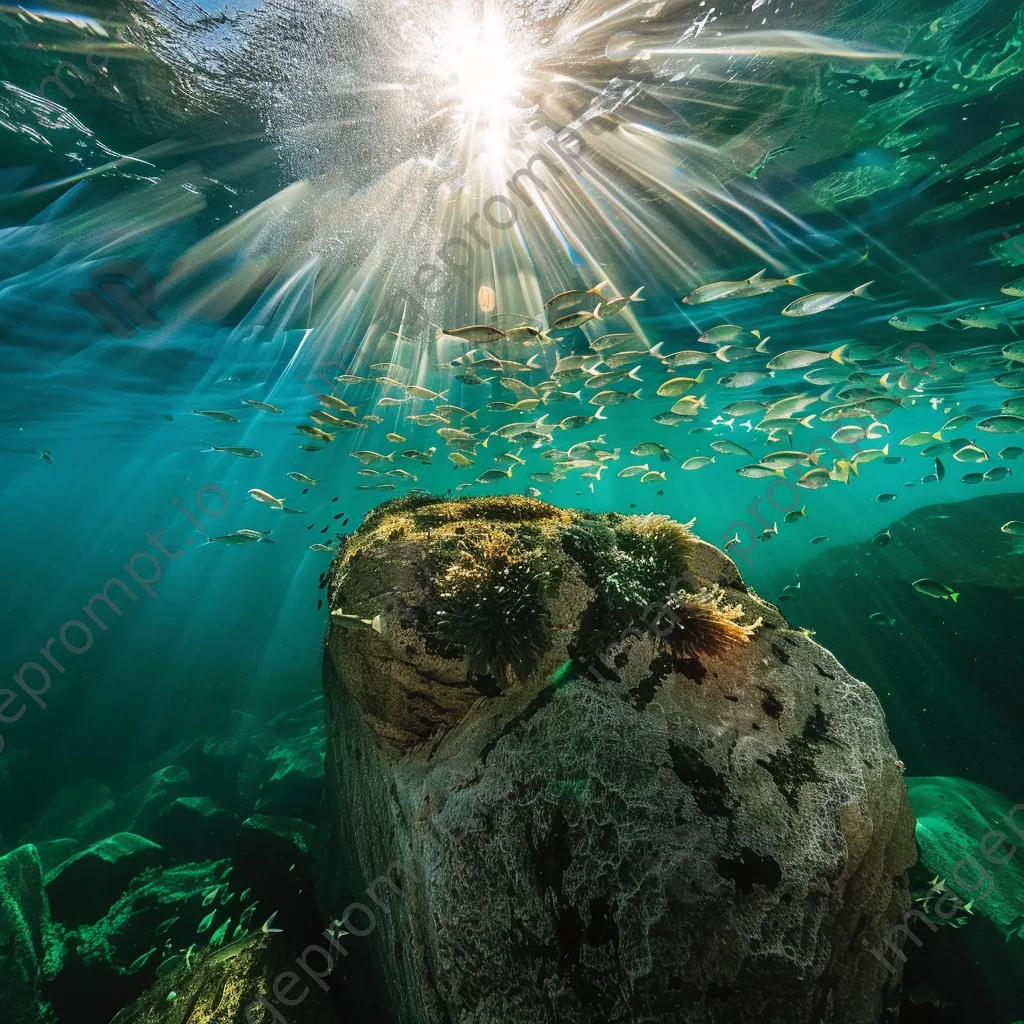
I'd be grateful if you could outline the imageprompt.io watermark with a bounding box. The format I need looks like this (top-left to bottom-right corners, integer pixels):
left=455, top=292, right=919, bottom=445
left=73, top=259, right=163, bottom=339
left=0, top=483, right=230, bottom=754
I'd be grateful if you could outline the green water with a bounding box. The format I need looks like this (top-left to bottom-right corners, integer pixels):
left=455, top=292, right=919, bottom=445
left=1, top=0, right=1023, bottom=1019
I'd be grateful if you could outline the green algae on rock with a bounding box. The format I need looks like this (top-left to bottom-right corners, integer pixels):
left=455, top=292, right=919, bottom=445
left=0, top=845, right=62, bottom=1024
left=319, top=496, right=917, bottom=1024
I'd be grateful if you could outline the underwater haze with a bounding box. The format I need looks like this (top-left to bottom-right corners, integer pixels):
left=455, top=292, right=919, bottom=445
left=1, top=0, right=1023, bottom=1021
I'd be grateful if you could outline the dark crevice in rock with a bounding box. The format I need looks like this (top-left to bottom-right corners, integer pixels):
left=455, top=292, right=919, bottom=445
left=758, top=686, right=784, bottom=720
left=478, top=684, right=558, bottom=765
left=715, top=846, right=783, bottom=894
left=757, top=705, right=833, bottom=810
left=769, top=641, right=792, bottom=666
left=667, top=742, right=731, bottom=818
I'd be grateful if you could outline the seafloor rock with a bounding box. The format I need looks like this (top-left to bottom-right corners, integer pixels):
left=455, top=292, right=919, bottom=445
left=255, top=728, right=326, bottom=818
left=317, top=497, right=918, bottom=1024
left=125, top=767, right=194, bottom=832
left=34, top=838, right=81, bottom=874
left=45, top=832, right=165, bottom=927
left=50, top=859, right=232, bottom=1021
left=144, top=797, right=239, bottom=862
left=795, top=493, right=1024, bottom=800
left=0, top=844, right=61, bottom=1024
left=21, top=778, right=116, bottom=846
left=907, top=776, right=1024, bottom=932
left=109, top=932, right=336, bottom=1024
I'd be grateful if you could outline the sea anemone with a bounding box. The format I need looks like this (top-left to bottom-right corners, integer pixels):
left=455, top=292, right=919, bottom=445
left=430, top=532, right=553, bottom=686
left=661, top=585, right=761, bottom=660
left=612, top=513, right=695, bottom=582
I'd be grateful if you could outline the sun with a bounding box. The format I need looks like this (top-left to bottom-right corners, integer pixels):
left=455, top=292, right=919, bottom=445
left=427, top=4, right=530, bottom=165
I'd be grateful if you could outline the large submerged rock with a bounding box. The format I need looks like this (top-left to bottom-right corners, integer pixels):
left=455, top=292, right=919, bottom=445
left=317, top=496, right=916, bottom=1024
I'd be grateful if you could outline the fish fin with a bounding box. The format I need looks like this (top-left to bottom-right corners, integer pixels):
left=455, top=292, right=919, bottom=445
left=627, top=366, right=642, bottom=380
left=751, top=329, right=761, bottom=339
left=695, top=368, right=708, bottom=383
left=649, top=342, right=664, bottom=358
left=527, top=353, right=542, bottom=368
left=631, top=388, right=642, bottom=399
left=261, top=911, right=283, bottom=935
left=882, top=443, right=889, bottom=455
left=799, top=414, right=816, bottom=428
left=755, top=338, right=770, bottom=353
left=697, top=395, right=708, bottom=408
left=950, top=592, right=959, bottom=603
left=785, top=273, right=809, bottom=286
left=592, top=303, right=603, bottom=320
left=852, top=281, right=875, bottom=299
left=931, top=431, right=943, bottom=441
left=630, top=286, right=645, bottom=302
left=748, top=269, right=766, bottom=283
left=594, top=407, right=607, bottom=420
left=808, top=452, right=821, bottom=466
left=588, top=280, right=609, bottom=296
left=830, top=344, right=848, bottom=364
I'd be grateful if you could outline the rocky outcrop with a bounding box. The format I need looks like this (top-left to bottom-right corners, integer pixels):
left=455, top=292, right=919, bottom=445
left=109, top=932, right=336, bottom=1024
left=45, top=832, right=165, bottom=927
left=318, top=496, right=917, bottom=1024
left=0, top=844, right=60, bottom=1024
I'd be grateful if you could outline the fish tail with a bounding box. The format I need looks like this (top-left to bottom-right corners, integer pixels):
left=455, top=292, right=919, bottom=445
left=950, top=592, right=959, bottom=602
left=882, top=443, right=889, bottom=456
left=695, top=368, right=708, bottom=383
left=527, top=353, right=542, bottom=368
left=755, top=337, right=770, bottom=353
left=830, top=343, right=848, bottom=364
left=386, top=452, right=394, bottom=461
left=630, top=286, right=646, bottom=302
left=808, top=451, right=821, bottom=466
left=785, top=272, right=808, bottom=286
left=594, top=407, right=607, bottom=420
left=799, top=414, right=816, bottom=428
left=592, top=304, right=603, bottom=320
left=632, top=388, right=642, bottom=399
left=588, top=280, right=609, bottom=296
left=853, top=281, right=875, bottom=300
left=627, top=366, right=642, bottom=381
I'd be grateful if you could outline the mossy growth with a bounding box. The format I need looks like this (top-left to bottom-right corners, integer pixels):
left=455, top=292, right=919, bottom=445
left=661, top=586, right=762, bottom=661
left=429, top=532, right=554, bottom=687
left=339, top=496, right=573, bottom=568
left=561, top=514, right=698, bottom=660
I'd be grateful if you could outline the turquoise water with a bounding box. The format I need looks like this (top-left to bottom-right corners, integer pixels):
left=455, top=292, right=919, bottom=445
left=2, top=0, right=1024, bottom=1020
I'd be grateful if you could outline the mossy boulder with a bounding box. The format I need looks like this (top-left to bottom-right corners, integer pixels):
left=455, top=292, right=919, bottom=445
left=50, top=859, right=233, bottom=1022
left=0, top=844, right=61, bottom=1024
left=109, top=932, right=336, bottom=1024
left=907, top=776, right=1024, bottom=931
left=45, top=832, right=165, bottom=927
left=318, top=497, right=917, bottom=1024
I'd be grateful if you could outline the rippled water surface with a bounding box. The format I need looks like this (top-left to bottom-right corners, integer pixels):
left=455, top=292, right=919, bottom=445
left=1, top=0, right=1023, bottom=1020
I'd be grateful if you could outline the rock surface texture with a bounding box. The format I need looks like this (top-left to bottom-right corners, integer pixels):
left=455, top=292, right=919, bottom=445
left=318, top=496, right=917, bottom=1024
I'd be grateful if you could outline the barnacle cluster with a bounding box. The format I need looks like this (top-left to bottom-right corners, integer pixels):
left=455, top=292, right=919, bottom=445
left=661, top=585, right=762, bottom=660
left=430, top=532, right=553, bottom=686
